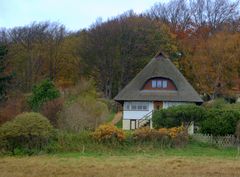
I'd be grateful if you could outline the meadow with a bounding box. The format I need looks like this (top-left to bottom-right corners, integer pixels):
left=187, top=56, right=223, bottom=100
left=1, top=141, right=240, bottom=177
left=1, top=154, right=240, bottom=177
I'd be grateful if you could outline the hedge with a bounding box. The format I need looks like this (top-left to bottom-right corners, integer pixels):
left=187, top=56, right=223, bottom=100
left=152, top=104, right=240, bottom=136
left=200, top=109, right=240, bottom=136
left=152, top=104, right=206, bottom=128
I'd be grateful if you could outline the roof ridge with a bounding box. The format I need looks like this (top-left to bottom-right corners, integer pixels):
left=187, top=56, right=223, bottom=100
left=155, top=51, right=168, bottom=58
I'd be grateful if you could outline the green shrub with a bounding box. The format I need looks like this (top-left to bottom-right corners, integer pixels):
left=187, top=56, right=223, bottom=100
left=153, top=104, right=206, bottom=128
left=57, top=80, right=109, bottom=132
left=40, top=98, right=64, bottom=127
left=46, top=130, right=95, bottom=153
left=223, top=103, right=240, bottom=111
left=0, top=112, right=53, bottom=154
left=200, top=109, right=240, bottom=136
left=58, top=95, right=109, bottom=132
left=99, top=98, right=118, bottom=113
left=28, top=79, right=60, bottom=111
left=203, top=98, right=240, bottom=110
left=203, top=98, right=227, bottom=109
left=64, top=79, right=98, bottom=104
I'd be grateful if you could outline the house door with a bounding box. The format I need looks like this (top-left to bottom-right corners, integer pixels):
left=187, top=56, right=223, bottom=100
left=154, top=101, right=163, bottom=110
left=130, top=120, right=136, bottom=130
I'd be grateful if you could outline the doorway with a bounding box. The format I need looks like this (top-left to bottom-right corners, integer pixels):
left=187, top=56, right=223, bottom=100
left=130, top=120, right=136, bottom=130
left=154, top=101, right=163, bottom=110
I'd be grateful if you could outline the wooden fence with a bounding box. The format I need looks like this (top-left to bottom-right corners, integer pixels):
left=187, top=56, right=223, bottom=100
left=192, top=133, right=238, bottom=147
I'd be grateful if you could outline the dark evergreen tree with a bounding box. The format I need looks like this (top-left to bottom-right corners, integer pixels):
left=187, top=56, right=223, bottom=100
left=0, top=45, right=11, bottom=102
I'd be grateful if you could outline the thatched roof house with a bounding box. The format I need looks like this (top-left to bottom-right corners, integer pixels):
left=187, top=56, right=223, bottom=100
left=114, top=52, right=203, bottom=130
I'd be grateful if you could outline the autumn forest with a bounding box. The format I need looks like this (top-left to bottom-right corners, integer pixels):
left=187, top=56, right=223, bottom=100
left=1, top=0, right=240, bottom=104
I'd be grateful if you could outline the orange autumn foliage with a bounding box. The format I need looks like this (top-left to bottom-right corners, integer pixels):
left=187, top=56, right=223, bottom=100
left=180, top=31, right=240, bottom=98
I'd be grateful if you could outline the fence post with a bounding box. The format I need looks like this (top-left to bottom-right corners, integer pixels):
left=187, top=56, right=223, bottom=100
left=209, top=134, right=211, bottom=144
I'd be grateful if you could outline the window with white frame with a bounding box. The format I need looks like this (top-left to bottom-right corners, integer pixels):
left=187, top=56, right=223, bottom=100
left=151, top=79, right=168, bottom=88
left=124, top=102, right=149, bottom=111
left=157, top=80, right=162, bottom=88
left=162, top=80, right=167, bottom=88
left=125, top=103, right=130, bottom=110
left=152, top=80, right=157, bottom=88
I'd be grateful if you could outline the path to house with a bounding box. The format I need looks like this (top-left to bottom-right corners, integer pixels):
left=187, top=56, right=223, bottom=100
left=111, top=112, right=122, bottom=125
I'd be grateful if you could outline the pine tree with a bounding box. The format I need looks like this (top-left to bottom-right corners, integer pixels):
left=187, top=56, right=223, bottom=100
left=0, top=45, right=11, bottom=102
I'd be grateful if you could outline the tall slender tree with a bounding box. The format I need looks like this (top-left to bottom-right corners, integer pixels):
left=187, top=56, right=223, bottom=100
left=0, top=45, right=11, bottom=102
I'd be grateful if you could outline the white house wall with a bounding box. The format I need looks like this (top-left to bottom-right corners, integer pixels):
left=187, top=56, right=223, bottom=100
left=122, top=101, right=193, bottom=130
left=123, top=101, right=153, bottom=120
left=123, top=101, right=191, bottom=120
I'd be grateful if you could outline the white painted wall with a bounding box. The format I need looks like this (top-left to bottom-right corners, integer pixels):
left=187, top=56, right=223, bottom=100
left=122, top=101, right=194, bottom=130
left=123, top=101, right=153, bottom=120
left=123, top=101, right=191, bottom=120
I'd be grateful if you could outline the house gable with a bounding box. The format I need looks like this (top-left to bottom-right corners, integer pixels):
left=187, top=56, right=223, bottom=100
left=114, top=52, right=203, bottom=103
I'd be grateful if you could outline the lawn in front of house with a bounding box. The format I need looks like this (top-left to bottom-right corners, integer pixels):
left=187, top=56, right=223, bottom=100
left=49, top=139, right=238, bottom=158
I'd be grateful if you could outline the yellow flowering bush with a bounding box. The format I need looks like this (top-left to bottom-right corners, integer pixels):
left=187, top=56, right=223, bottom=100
left=92, top=124, right=125, bottom=143
left=167, top=126, right=185, bottom=138
left=163, top=126, right=188, bottom=147
left=158, top=128, right=169, bottom=136
left=133, top=127, right=169, bottom=142
left=133, top=127, right=152, bottom=140
left=133, top=126, right=188, bottom=147
left=92, top=124, right=188, bottom=147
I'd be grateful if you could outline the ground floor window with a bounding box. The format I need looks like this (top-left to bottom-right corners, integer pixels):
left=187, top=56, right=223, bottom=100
left=124, top=102, right=149, bottom=111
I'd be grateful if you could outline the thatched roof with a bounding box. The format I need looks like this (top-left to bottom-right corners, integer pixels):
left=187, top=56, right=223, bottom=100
left=114, top=52, right=203, bottom=103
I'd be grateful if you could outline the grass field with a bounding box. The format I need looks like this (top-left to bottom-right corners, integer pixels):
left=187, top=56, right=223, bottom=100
left=1, top=141, right=240, bottom=177
left=1, top=155, right=240, bottom=177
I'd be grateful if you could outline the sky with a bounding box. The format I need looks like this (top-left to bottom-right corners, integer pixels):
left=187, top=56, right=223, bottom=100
left=0, top=0, right=165, bottom=31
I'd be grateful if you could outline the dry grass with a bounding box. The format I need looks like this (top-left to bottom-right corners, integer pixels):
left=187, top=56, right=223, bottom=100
left=1, top=155, right=240, bottom=177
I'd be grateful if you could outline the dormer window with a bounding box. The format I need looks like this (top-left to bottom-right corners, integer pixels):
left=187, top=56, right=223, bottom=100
left=143, top=77, right=176, bottom=90
left=151, top=79, right=168, bottom=88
